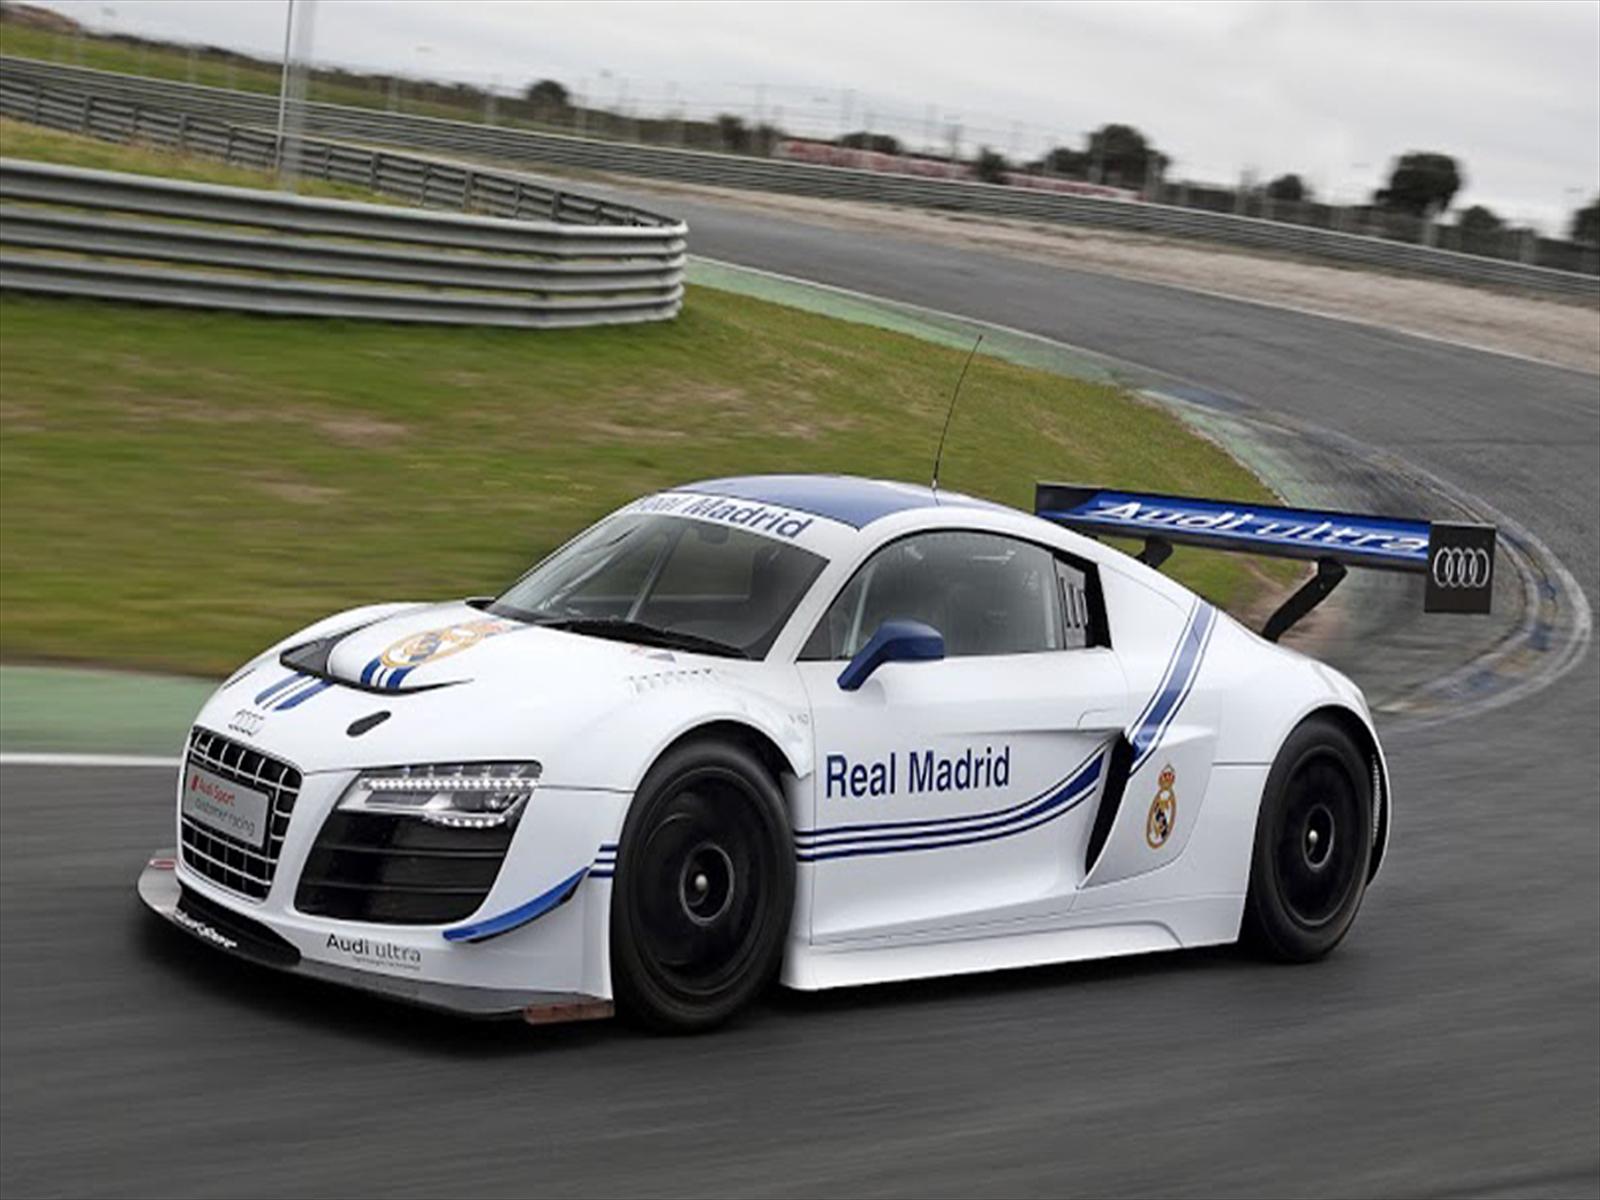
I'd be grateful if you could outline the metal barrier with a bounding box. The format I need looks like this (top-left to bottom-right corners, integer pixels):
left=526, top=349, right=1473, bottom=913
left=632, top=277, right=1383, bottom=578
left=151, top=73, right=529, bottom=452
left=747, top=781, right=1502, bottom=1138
left=3, top=55, right=1596, bottom=301
left=0, top=76, right=687, bottom=327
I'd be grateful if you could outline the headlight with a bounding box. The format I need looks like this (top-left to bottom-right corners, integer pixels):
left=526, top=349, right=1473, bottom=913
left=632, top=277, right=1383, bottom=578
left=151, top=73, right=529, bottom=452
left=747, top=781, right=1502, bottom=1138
left=337, top=762, right=541, bottom=829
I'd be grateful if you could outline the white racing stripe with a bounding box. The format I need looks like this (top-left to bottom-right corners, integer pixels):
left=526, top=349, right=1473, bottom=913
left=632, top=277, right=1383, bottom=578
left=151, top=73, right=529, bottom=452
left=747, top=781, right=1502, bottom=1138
left=0, top=752, right=181, bottom=769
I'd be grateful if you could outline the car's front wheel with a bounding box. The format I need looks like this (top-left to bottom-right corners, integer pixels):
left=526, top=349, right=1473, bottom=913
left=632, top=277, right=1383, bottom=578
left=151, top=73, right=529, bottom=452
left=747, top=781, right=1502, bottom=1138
left=610, top=736, right=794, bottom=1032
left=1242, top=716, right=1374, bottom=962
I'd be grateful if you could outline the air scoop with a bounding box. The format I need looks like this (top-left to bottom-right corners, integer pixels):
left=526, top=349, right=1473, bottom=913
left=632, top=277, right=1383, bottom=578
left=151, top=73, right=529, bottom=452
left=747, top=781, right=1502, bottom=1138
left=288, top=602, right=526, bottom=694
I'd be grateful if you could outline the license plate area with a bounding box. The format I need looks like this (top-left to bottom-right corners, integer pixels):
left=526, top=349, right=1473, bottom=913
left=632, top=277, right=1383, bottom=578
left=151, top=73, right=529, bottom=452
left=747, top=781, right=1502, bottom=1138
left=181, top=763, right=272, bottom=849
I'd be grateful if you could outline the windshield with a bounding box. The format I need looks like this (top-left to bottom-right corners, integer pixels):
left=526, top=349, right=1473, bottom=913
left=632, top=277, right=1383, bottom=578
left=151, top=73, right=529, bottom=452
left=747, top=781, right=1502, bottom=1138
left=489, top=513, right=828, bottom=659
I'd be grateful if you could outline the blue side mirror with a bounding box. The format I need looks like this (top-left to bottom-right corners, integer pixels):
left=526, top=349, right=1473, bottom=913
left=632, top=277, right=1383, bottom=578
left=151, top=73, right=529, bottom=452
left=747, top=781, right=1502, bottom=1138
left=837, top=620, right=945, bottom=691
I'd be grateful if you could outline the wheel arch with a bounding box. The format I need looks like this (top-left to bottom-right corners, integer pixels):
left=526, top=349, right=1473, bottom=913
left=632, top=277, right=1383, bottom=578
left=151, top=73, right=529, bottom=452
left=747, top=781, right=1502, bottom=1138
left=652, top=719, right=799, bottom=789
left=1290, top=703, right=1392, bottom=881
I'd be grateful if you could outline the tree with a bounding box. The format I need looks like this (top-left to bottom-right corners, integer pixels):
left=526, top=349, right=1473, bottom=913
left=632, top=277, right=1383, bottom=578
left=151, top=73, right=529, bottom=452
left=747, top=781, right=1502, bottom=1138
left=1572, top=196, right=1600, bottom=245
left=1375, top=152, right=1462, bottom=217
left=1085, top=123, right=1167, bottom=187
left=715, top=113, right=750, bottom=153
left=838, top=131, right=902, bottom=155
left=1040, top=145, right=1090, bottom=178
left=1265, top=173, right=1309, bottom=203
left=972, top=147, right=1009, bottom=185
left=1457, top=204, right=1504, bottom=235
left=523, top=79, right=569, bottom=110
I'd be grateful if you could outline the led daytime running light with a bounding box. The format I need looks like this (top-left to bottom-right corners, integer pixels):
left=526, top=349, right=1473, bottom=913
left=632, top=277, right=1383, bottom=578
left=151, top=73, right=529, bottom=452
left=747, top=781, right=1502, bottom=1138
left=367, top=773, right=536, bottom=792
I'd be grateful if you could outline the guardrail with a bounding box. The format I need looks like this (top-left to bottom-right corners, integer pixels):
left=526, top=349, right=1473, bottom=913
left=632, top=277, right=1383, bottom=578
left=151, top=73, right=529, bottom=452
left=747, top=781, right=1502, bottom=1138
left=3, top=55, right=1596, bottom=302
left=0, top=76, right=687, bottom=327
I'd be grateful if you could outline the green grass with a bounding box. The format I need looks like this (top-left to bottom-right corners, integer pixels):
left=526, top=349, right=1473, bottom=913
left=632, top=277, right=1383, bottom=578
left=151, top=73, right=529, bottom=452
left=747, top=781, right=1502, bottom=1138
left=0, top=21, right=526, bottom=126
left=0, top=287, right=1279, bottom=676
left=1, top=20, right=287, bottom=96
left=0, top=117, right=392, bottom=202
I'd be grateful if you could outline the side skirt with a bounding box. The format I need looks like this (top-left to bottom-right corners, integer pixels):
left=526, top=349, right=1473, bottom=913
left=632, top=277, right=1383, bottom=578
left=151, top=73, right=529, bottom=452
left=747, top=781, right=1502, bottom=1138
left=780, top=895, right=1244, bottom=991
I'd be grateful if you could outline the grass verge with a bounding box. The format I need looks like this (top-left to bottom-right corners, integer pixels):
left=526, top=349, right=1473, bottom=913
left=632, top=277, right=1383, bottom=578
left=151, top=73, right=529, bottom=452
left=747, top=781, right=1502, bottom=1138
left=0, top=285, right=1278, bottom=676
left=0, top=116, right=391, bottom=202
left=0, top=21, right=487, bottom=123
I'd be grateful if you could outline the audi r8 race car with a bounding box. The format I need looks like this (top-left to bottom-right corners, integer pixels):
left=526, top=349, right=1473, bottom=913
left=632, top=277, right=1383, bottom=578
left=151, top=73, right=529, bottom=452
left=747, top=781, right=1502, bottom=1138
left=138, top=475, right=1496, bottom=1031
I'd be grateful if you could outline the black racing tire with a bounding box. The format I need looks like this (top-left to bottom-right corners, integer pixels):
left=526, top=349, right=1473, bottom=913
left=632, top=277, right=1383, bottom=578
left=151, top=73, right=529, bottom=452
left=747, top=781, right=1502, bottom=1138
left=609, top=736, right=795, bottom=1033
left=1242, top=716, right=1374, bottom=962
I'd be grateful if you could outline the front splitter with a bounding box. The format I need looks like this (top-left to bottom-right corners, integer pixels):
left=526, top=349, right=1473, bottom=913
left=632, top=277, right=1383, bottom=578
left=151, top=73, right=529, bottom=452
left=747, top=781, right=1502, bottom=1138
left=138, top=852, right=613, bottom=1024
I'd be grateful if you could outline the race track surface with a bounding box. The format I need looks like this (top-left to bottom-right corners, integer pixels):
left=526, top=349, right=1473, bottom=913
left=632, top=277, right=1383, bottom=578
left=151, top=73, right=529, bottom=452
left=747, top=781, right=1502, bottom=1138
left=2, top=197, right=1597, bottom=1199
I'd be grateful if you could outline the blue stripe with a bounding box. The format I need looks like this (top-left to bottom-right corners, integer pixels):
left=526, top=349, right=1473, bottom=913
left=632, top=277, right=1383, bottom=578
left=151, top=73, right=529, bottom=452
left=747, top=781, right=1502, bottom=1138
left=442, top=867, right=589, bottom=943
left=359, top=657, right=381, bottom=686
left=386, top=667, right=414, bottom=690
left=590, top=842, right=619, bottom=878
left=1125, top=602, right=1203, bottom=736
left=1136, top=629, right=1210, bottom=772
left=275, top=679, right=332, bottom=711
left=797, top=749, right=1104, bottom=847
left=799, top=755, right=1104, bottom=862
left=254, top=673, right=304, bottom=705
left=1130, top=603, right=1215, bottom=771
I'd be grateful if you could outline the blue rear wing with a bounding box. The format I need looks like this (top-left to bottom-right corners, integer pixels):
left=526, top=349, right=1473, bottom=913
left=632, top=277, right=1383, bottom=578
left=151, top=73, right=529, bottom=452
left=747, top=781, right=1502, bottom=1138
left=1035, top=483, right=1496, bottom=638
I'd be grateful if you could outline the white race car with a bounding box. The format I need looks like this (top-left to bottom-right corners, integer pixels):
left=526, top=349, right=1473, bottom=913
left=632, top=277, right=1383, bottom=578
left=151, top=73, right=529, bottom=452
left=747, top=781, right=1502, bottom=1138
left=138, top=475, right=1495, bottom=1031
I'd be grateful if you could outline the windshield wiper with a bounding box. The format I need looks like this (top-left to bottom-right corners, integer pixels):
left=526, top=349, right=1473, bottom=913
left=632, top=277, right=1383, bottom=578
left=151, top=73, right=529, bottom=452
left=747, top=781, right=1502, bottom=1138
left=479, top=599, right=548, bottom=625
left=542, top=617, right=750, bottom=660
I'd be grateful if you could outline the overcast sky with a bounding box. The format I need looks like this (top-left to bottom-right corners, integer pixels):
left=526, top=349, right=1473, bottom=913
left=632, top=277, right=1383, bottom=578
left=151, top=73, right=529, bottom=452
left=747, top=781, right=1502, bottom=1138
left=30, top=0, right=1600, bottom=229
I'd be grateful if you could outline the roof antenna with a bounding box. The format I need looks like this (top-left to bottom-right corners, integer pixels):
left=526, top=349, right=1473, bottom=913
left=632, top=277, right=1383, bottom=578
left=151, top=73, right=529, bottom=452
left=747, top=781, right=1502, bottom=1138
left=932, top=333, right=983, bottom=497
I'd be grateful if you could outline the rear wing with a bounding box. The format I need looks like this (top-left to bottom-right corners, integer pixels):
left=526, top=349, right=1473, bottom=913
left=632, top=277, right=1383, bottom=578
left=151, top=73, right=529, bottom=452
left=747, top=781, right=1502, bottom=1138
left=1035, top=483, right=1496, bottom=642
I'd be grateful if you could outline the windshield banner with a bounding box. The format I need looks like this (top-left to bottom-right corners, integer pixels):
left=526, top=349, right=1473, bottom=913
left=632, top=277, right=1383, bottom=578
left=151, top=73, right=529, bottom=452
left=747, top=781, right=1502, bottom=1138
left=622, top=491, right=854, bottom=556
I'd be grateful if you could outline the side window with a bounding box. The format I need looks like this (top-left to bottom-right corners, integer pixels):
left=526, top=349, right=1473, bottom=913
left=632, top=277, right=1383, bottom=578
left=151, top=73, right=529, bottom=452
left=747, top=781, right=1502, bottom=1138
left=802, top=531, right=1069, bottom=660
left=1056, top=558, right=1094, bottom=650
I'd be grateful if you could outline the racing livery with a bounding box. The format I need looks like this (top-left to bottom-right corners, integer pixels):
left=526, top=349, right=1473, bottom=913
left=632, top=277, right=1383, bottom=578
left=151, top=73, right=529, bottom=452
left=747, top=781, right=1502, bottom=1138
left=139, top=475, right=1493, bottom=1030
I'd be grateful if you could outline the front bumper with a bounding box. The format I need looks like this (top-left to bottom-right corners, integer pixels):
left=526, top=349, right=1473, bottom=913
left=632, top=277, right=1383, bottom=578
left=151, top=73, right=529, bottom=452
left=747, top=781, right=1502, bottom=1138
left=138, top=854, right=612, bottom=1023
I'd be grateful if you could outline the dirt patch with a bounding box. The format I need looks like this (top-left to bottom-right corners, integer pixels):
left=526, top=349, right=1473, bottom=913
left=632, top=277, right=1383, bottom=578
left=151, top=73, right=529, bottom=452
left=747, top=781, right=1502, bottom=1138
left=0, top=400, right=47, bottom=434
left=308, top=412, right=408, bottom=447
left=249, top=476, right=343, bottom=504
left=108, top=393, right=259, bottom=426
left=622, top=176, right=1600, bottom=374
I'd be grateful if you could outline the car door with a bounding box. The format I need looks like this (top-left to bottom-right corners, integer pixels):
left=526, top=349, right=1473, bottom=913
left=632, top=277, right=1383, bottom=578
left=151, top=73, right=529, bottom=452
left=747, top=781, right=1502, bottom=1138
left=794, top=530, right=1130, bottom=945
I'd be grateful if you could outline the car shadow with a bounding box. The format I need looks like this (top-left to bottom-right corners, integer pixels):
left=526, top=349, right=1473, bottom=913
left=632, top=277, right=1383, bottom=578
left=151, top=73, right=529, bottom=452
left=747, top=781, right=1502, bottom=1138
left=133, top=910, right=613, bottom=1057
left=135, top=903, right=1261, bottom=1057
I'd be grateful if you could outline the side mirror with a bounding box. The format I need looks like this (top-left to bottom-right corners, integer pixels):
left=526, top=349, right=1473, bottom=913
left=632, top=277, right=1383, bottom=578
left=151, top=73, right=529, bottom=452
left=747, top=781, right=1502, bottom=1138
left=837, top=620, right=945, bottom=691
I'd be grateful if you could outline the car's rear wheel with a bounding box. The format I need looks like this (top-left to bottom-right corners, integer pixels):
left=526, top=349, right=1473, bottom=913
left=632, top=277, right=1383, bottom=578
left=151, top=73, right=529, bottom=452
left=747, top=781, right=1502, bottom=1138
left=610, top=737, right=794, bottom=1032
left=1242, top=716, right=1373, bottom=962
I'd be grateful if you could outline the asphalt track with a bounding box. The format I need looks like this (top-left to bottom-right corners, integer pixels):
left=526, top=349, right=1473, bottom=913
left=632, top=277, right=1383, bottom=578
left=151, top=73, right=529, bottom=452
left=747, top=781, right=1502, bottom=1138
left=2, top=195, right=1597, bottom=1199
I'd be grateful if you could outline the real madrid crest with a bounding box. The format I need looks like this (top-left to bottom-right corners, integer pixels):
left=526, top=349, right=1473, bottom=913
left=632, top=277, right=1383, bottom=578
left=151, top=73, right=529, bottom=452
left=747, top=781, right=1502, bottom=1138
left=1146, top=764, right=1178, bottom=849
left=379, top=617, right=516, bottom=670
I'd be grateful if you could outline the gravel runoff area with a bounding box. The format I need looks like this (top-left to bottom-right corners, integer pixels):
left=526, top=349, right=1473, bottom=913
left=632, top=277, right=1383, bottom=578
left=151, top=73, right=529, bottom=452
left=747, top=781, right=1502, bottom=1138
left=616, top=177, right=1600, bottom=375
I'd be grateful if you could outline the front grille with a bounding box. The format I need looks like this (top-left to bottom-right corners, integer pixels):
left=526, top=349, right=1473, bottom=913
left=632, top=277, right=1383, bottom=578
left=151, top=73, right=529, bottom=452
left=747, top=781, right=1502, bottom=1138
left=295, top=813, right=514, bottom=925
left=179, top=728, right=302, bottom=901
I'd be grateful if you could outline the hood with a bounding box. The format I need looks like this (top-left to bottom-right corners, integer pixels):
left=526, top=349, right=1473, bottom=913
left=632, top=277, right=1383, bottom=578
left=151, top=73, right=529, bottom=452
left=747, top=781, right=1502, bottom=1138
left=319, top=601, right=696, bottom=695
left=213, top=600, right=739, bottom=782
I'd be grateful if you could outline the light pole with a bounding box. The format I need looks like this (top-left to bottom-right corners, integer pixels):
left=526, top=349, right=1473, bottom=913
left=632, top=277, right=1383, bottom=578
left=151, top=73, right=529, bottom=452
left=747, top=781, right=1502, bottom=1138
left=274, top=0, right=295, bottom=170
left=274, top=0, right=317, bottom=188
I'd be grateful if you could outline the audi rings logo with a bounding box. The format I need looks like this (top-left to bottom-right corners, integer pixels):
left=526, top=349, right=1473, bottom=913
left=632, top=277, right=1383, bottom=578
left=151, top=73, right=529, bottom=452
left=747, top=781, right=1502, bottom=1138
left=1424, top=522, right=1496, bottom=615
left=227, top=709, right=265, bottom=737
left=1431, top=546, right=1492, bottom=589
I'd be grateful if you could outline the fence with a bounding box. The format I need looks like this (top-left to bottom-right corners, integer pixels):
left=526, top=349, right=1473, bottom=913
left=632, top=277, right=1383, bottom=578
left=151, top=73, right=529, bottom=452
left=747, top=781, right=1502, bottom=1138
left=0, top=76, right=687, bottom=327
left=3, top=55, right=1596, bottom=301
